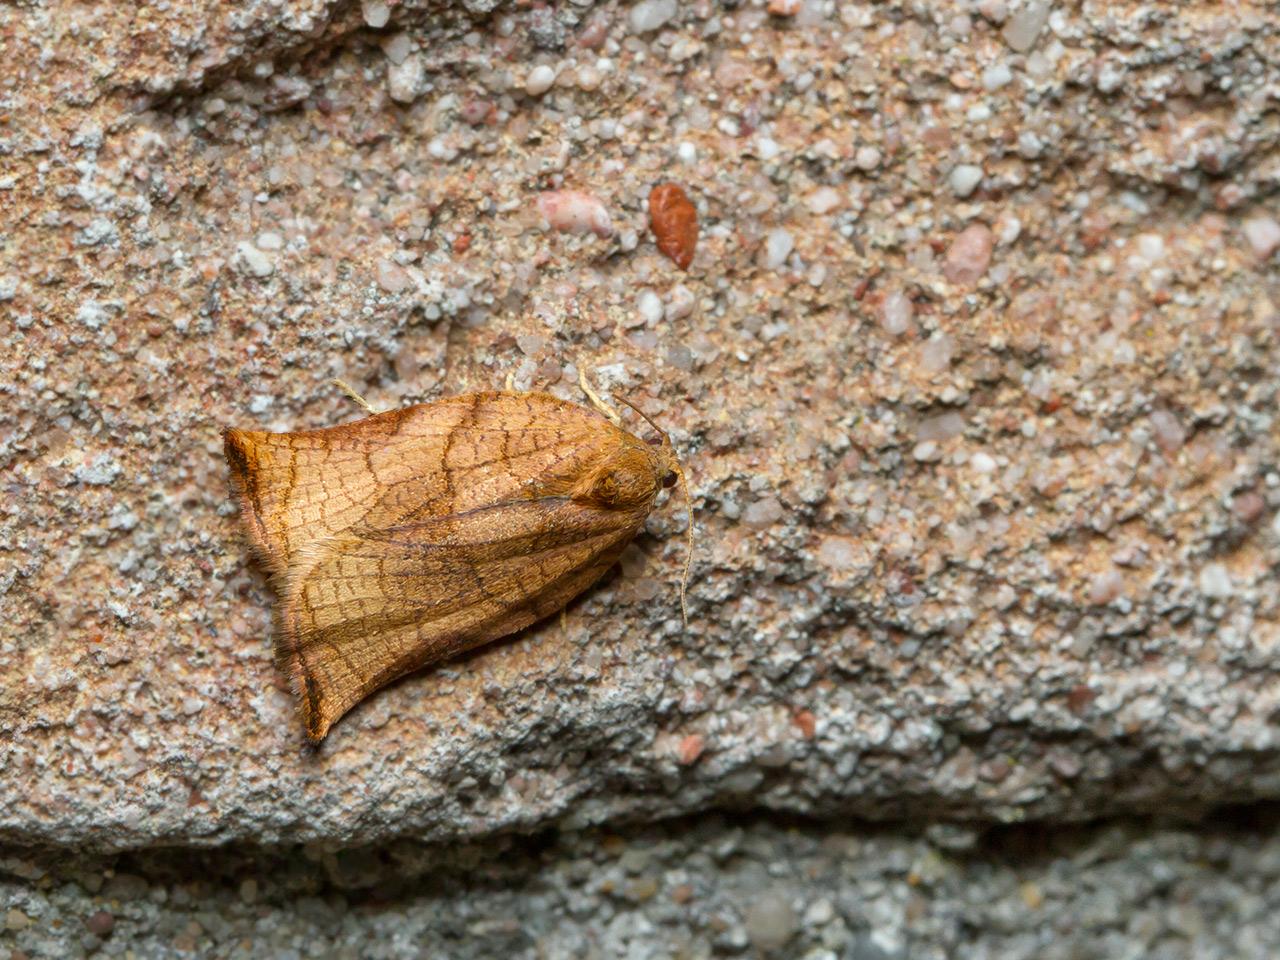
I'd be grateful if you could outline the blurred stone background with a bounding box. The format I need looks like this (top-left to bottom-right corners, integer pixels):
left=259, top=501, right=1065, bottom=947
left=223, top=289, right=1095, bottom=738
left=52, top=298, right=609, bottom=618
left=1, top=0, right=1278, bottom=956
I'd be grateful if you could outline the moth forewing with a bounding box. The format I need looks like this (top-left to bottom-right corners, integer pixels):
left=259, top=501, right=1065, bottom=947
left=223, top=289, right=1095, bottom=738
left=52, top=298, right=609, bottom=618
left=226, top=391, right=678, bottom=740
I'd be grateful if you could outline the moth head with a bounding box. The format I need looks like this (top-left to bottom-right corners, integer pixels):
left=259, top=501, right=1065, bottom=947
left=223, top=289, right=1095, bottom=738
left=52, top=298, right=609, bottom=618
left=644, top=434, right=680, bottom=489
left=612, top=395, right=679, bottom=487
left=611, top=396, right=694, bottom=631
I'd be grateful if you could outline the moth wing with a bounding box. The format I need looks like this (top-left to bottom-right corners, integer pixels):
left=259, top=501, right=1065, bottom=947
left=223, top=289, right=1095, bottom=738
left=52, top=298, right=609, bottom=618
left=224, top=392, right=617, bottom=577
left=280, top=497, right=647, bottom=740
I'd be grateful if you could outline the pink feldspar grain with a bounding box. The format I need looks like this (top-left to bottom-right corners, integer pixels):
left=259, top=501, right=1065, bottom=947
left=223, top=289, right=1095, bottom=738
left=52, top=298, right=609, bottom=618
left=743, top=496, right=784, bottom=528
left=1242, top=215, right=1280, bottom=259
left=943, top=224, right=994, bottom=285
left=536, top=190, right=614, bottom=238
left=1088, top=569, right=1124, bottom=605
left=1150, top=409, right=1187, bottom=453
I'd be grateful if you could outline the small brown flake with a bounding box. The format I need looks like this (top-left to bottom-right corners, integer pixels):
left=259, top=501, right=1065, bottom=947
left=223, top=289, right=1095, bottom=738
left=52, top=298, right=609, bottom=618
left=649, top=183, right=699, bottom=270
left=792, top=709, right=816, bottom=739
left=84, top=911, right=116, bottom=937
left=677, top=733, right=705, bottom=765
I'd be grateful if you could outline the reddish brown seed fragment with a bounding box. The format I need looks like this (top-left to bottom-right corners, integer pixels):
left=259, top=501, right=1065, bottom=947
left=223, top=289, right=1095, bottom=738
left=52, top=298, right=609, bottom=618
left=649, top=183, right=699, bottom=270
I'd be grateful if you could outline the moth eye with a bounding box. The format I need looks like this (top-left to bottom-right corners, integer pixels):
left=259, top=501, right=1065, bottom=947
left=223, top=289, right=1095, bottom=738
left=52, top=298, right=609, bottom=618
left=646, top=436, right=663, bottom=446
left=662, top=471, right=677, bottom=489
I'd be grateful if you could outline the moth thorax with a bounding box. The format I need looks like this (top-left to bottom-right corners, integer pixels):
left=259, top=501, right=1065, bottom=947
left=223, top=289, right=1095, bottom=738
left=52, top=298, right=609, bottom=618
left=578, top=447, right=661, bottom=509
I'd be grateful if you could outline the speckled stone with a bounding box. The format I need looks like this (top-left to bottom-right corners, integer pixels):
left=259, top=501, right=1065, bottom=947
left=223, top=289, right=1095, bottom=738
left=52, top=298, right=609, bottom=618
left=2, top=0, right=1279, bottom=858
left=4, top=811, right=1280, bottom=960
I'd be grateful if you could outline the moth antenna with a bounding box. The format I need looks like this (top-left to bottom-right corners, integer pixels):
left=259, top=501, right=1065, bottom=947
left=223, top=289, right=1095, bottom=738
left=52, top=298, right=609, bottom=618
left=331, top=378, right=378, bottom=415
left=614, top=395, right=691, bottom=631
left=614, top=394, right=669, bottom=442
left=577, top=368, right=623, bottom=426
left=674, top=459, right=692, bottom=631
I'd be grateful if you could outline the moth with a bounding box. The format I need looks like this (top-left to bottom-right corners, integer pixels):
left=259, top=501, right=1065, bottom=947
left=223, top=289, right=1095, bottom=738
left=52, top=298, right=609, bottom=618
left=224, top=386, right=690, bottom=741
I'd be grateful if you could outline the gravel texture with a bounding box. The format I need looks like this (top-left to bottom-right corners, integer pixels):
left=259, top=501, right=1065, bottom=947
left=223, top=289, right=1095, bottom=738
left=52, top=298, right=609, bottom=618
left=4, top=807, right=1280, bottom=960
left=3, top=0, right=1279, bottom=870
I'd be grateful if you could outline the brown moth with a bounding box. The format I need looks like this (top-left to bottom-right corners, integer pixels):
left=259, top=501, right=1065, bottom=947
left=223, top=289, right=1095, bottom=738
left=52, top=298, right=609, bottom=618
left=224, top=389, right=689, bottom=741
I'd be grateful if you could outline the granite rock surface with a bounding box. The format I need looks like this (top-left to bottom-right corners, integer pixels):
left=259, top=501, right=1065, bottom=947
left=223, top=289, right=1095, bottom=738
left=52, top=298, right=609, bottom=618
left=1, top=0, right=1279, bottom=853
